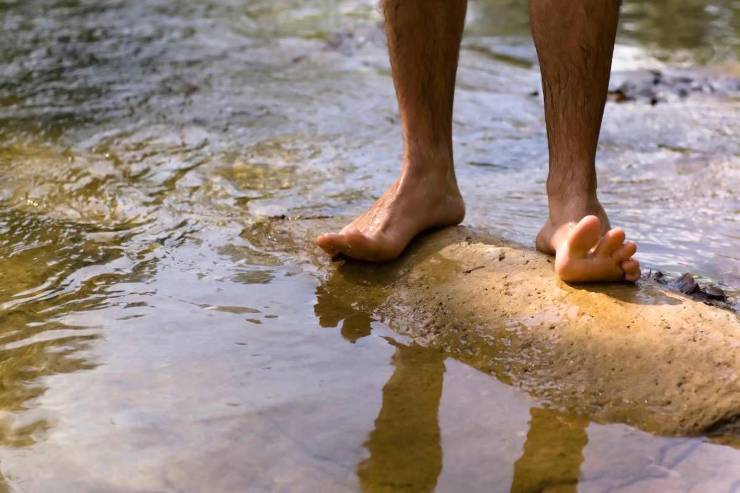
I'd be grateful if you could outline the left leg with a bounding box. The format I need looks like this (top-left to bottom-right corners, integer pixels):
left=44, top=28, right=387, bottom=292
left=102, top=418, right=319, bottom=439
left=530, top=0, right=640, bottom=282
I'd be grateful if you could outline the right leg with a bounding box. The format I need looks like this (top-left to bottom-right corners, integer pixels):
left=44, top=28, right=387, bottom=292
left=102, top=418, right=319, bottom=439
left=315, top=0, right=467, bottom=262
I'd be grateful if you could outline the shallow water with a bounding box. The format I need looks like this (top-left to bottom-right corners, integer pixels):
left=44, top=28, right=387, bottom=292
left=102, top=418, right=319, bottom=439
left=0, top=0, right=738, bottom=491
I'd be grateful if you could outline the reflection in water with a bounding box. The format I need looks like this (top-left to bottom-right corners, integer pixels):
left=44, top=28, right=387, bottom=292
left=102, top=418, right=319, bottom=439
left=315, top=282, right=373, bottom=343
left=0, top=209, right=106, bottom=448
left=0, top=144, right=162, bottom=455
left=358, top=343, right=445, bottom=492
left=510, top=409, right=588, bottom=493
left=313, top=255, right=398, bottom=343
left=352, top=338, right=590, bottom=492
left=314, top=265, right=591, bottom=491
left=313, top=264, right=444, bottom=491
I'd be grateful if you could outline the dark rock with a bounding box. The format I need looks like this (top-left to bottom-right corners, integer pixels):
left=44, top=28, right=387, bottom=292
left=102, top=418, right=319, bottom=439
left=652, top=270, right=667, bottom=284
left=647, top=271, right=734, bottom=311
left=607, top=87, right=632, bottom=103
left=676, top=273, right=700, bottom=295
left=705, top=285, right=727, bottom=301
left=607, top=69, right=740, bottom=105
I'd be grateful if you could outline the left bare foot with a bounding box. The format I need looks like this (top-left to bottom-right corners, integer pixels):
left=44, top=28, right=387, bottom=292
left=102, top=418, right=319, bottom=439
left=536, top=204, right=640, bottom=283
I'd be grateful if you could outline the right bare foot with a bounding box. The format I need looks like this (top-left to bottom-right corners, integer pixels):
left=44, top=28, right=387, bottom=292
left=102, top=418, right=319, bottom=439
left=315, top=164, right=465, bottom=262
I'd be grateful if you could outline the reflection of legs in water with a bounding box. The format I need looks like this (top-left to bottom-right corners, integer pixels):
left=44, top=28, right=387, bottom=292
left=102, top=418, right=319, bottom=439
left=358, top=343, right=445, bottom=493
left=510, top=408, right=589, bottom=493
left=531, top=0, right=641, bottom=282
left=314, top=282, right=373, bottom=343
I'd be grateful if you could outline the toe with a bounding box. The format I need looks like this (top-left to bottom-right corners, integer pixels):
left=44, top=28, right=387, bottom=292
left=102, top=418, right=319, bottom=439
left=315, top=233, right=350, bottom=258
left=342, top=230, right=380, bottom=260
left=612, top=241, right=637, bottom=262
left=621, top=258, right=641, bottom=282
left=564, top=215, right=602, bottom=257
left=595, top=227, right=625, bottom=257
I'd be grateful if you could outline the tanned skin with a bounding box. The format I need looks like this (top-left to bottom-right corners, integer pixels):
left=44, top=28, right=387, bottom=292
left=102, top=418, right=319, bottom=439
left=315, top=0, right=640, bottom=283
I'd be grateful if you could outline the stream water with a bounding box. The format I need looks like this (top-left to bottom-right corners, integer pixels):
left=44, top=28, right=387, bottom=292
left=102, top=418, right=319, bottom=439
left=0, top=0, right=739, bottom=491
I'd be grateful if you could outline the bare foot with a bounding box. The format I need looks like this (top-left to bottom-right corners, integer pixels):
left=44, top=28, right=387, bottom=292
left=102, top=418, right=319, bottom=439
left=315, top=168, right=465, bottom=262
left=536, top=204, right=640, bottom=283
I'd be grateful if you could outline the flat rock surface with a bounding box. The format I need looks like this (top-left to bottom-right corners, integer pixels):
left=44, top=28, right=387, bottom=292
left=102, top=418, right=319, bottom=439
left=303, top=222, right=740, bottom=436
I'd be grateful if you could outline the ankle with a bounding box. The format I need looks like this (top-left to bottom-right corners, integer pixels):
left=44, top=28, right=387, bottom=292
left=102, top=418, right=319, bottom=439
left=546, top=165, right=597, bottom=205
left=400, top=152, right=457, bottom=188
left=403, top=143, right=452, bottom=169
left=547, top=193, right=604, bottom=224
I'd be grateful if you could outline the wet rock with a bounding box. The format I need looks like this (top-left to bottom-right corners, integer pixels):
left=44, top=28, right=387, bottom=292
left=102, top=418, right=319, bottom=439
left=648, top=271, right=730, bottom=307
left=705, top=285, right=727, bottom=301
left=607, top=69, right=740, bottom=105
left=651, top=270, right=667, bottom=284
left=676, top=273, right=700, bottom=295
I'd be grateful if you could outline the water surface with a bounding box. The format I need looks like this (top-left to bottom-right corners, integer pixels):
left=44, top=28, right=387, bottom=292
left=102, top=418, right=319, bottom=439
left=0, top=0, right=738, bottom=491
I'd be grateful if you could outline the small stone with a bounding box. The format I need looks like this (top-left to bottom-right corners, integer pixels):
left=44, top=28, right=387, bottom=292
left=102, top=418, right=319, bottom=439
left=705, top=285, right=727, bottom=301
left=676, top=273, right=699, bottom=295
left=652, top=270, right=667, bottom=284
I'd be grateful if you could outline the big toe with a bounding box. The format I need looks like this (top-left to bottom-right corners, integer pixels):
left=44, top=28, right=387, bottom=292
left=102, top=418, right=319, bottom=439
left=342, top=229, right=397, bottom=262
left=315, top=233, right=350, bottom=258
left=565, top=215, right=602, bottom=256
